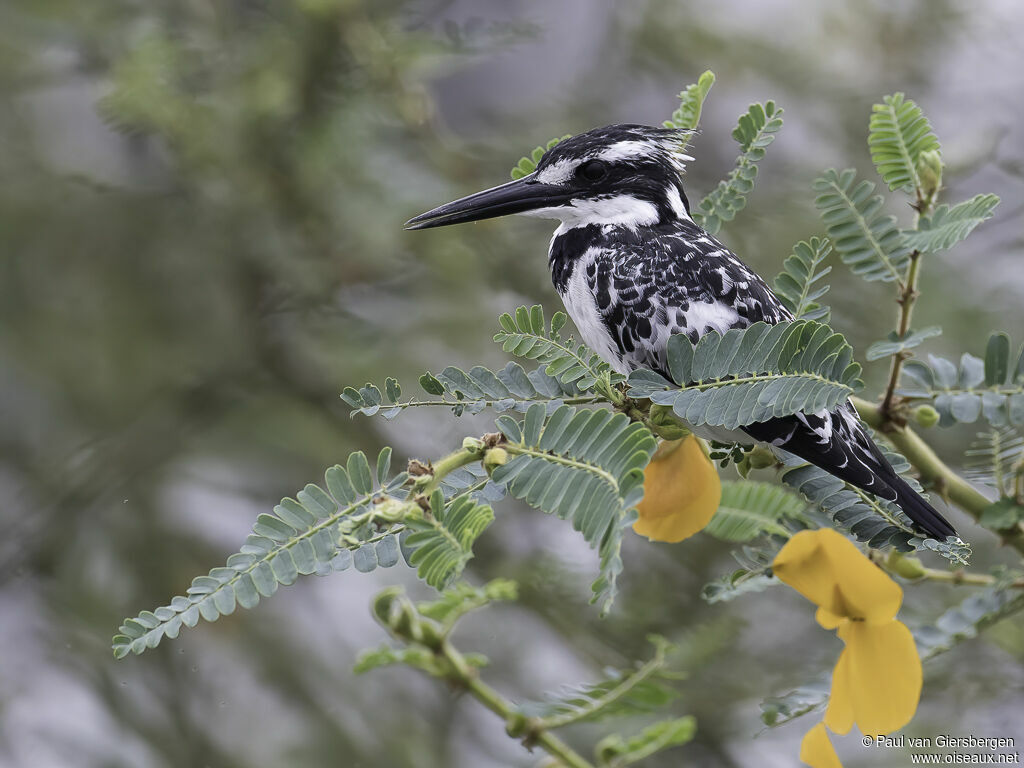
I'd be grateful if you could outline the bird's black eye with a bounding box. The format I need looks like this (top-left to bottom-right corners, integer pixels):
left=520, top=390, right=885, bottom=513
left=577, top=160, right=608, bottom=182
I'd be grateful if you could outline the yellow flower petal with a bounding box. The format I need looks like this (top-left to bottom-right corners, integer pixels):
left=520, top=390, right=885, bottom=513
left=824, top=641, right=855, bottom=735
left=800, top=722, right=843, bottom=768
left=633, top=435, right=721, bottom=543
left=815, top=606, right=845, bottom=631
left=838, top=619, right=922, bottom=736
left=773, top=530, right=840, bottom=610
left=772, top=529, right=903, bottom=622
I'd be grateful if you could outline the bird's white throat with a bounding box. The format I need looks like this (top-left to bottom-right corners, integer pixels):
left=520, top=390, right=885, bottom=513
left=521, top=194, right=660, bottom=232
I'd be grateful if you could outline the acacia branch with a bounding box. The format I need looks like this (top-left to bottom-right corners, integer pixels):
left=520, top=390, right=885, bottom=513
left=371, top=589, right=596, bottom=768
left=880, top=185, right=935, bottom=420
left=439, top=639, right=596, bottom=768
left=853, top=396, right=1024, bottom=555
left=870, top=550, right=1024, bottom=588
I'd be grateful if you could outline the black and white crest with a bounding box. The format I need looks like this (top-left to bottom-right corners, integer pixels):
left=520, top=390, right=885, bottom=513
left=406, top=123, right=957, bottom=541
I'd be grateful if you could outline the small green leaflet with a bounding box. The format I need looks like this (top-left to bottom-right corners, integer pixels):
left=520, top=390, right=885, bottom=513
left=904, top=194, right=1000, bottom=253
left=868, top=92, right=941, bottom=194
left=814, top=168, right=912, bottom=284
left=663, top=70, right=715, bottom=132
left=510, top=135, right=572, bottom=180
left=866, top=326, right=942, bottom=361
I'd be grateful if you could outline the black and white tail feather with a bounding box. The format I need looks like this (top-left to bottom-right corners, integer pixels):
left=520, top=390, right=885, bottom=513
left=406, top=123, right=957, bottom=542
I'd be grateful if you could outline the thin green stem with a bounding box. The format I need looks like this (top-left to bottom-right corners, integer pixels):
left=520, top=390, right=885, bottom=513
left=381, top=395, right=605, bottom=412
left=440, top=639, right=595, bottom=768
left=915, top=569, right=1024, bottom=588
left=505, top=444, right=619, bottom=491
left=870, top=550, right=1024, bottom=588
left=880, top=187, right=934, bottom=420
left=623, top=403, right=690, bottom=441
left=687, top=371, right=844, bottom=392
left=535, top=642, right=668, bottom=731
left=359, top=525, right=406, bottom=547
left=418, top=446, right=484, bottom=496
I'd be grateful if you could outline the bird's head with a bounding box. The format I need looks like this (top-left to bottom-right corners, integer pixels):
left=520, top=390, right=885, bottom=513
left=405, top=124, right=694, bottom=232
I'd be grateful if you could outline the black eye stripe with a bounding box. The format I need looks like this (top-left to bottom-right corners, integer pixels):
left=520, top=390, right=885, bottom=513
left=577, top=160, right=608, bottom=182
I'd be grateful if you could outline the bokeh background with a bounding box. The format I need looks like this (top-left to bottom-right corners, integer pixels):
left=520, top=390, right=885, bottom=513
left=2, top=1, right=1023, bottom=766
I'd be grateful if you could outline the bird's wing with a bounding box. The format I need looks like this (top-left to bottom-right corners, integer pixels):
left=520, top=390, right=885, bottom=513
left=586, top=224, right=790, bottom=373
left=584, top=225, right=956, bottom=540
left=744, top=404, right=956, bottom=539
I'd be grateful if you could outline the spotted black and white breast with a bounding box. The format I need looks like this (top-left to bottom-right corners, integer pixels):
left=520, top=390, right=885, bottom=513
left=550, top=221, right=790, bottom=375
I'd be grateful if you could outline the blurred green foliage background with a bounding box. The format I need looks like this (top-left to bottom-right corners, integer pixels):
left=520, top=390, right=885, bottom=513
left=1, top=1, right=1022, bottom=766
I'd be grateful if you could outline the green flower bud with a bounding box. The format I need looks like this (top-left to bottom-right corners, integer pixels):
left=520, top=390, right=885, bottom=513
left=917, top=149, right=943, bottom=201
left=375, top=497, right=413, bottom=522
left=483, top=447, right=509, bottom=473
left=483, top=578, right=518, bottom=602
left=913, top=404, right=940, bottom=428
left=735, top=454, right=751, bottom=479
left=648, top=404, right=691, bottom=440
left=371, top=587, right=403, bottom=626
left=747, top=445, right=777, bottom=469
left=415, top=618, right=442, bottom=650
left=886, top=551, right=927, bottom=580
left=505, top=712, right=530, bottom=738
left=462, top=436, right=485, bottom=453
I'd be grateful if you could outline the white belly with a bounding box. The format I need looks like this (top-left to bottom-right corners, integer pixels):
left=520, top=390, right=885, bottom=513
left=559, top=259, right=629, bottom=375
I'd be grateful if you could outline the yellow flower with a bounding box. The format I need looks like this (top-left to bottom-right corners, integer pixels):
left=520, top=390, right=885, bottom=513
left=633, top=435, right=721, bottom=543
left=801, top=722, right=842, bottom=768
left=825, top=619, right=921, bottom=737
left=773, top=529, right=922, bottom=765
left=773, top=528, right=902, bottom=627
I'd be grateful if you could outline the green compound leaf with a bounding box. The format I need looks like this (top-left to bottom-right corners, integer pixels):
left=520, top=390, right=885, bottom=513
left=626, top=321, right=863, bottom=430
left=899, top=333, right=1024, bottom=427
left=405, top=492, right=494, bottom=590
left=814, top=168, right=913, bottom=283
left=490, top=403, right=657, bottom=614
left=113, top=447, right=501, bottom=657
left=915, top=579, right=1024, bottom=658
left=494, top=304, right=623, bottom=392
left=113, top=449, right=409, bottom=658
left=868, top=93, right=941, bottom=194
left=964, top=427, right=1024, bottom=497
left=704, top=481, right=807, bottom=542
left=695, top=101, right=783, bottom=235
left=760, top=679, right=832, bottom=728
left=865, top=326, right=942, bottom=361
left=904, top=193, right=1000, bottom=253
left=415, top=578, right=518, bottom=630
left=663, top=70, right=715, bottom=132
left=342, top=361, right=603, bottom=420
left=510, top=135, right=572, bottom=180
left=701, top=567, right=776, bottom=604
left=978, top=498, right=1024, bottom=532
left=356, top=580, right=515, bottom=676
left=520, top=636, right=677, bottom=726
left=772, top=237, right=833, bottom=323
left=596, top=716, right=697, bottom=768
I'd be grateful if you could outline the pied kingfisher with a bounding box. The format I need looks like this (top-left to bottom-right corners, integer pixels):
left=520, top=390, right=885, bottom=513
left=406, top=124, right=956, bottom=541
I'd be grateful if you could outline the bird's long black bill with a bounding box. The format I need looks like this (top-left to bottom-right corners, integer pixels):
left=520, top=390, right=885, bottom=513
left=404, top=175, right=568, bottom=230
